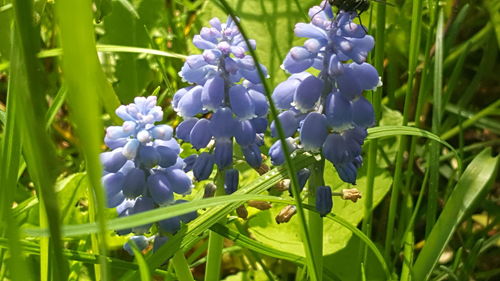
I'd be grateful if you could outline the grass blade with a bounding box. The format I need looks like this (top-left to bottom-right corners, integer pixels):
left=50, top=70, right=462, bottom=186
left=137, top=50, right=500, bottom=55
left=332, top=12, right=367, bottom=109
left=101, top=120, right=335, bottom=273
left=413, top=148, right=499, bottom=280
left=54, top=0, right=112, bottom=279
left=11, top=1, right=69, bottom=279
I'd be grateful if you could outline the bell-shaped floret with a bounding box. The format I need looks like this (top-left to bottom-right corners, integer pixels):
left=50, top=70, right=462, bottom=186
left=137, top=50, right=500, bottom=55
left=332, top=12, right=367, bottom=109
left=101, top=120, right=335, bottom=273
left=158, top=216, right=181, bottom=234
left=183, top=155, right=198, bottom=172
left=293, top=74, right=323, bottom=112
left=300, top=112, right=328, bottom=151
left=351, top=96, right=375, bottom=127
left=147, top=173, right=174, bottom=205
left=272, top=78, right=300, bottom=110
left=229, top=85, right=256, bottom=120
left=131, top=196, right=155, bottom=233
left=242, top=143, right=262, bottom=168
left=123, top=236, right=149, bottom=256
left=165, top=169, right=192, bottom=195
left=156, top=146, right=178, bottom=168
left=137, top=146, right=160, bottom=169
left=201, top=75, right=224, bottom=111
left=294, top=23, right=328, bottom=42
left=151, top=125, right=173, bottom=141
left=100, top=148, right=127, bottom=173
left=269, top=138, right=296, bottom=166
left=224, top=169, right=239, bottom=194
left=152, top=236, right=168, bottom=252
left=122, top=168, right=146, bottom=198
left=192, top=152, right=215, bottom=181
left=103, top=172, right=125, bottom=199
left=176, top=199, right=198, bottom=223
left=176, top=86, right=203, bottom=117
left=210, top=107, right=237, bottom=138
left=325, top=91, right=353, bottom=131
left=190, top=119, right=213, bottom=149
left=248, top=89, right=268, bottom=117
left=271, top=110, right=300, bottom=138
left=234, top=120, right=256, bottom=146
left=214, top=137, right=233, bottom=169
left=176, top=118, right=198, bottom=142
left=282, top=51, right=314, bottom=74
left=336, top=63, right=379, bottom=100
left=250, top=118, right=268, bottom=134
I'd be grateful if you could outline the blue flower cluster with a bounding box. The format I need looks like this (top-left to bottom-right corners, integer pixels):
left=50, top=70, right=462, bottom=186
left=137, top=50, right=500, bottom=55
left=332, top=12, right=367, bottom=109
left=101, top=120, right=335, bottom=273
left=173, top=17, right=269, bottom=188
left=101, top=96, right=197, bottom=247
left=270, top=2, right=379, bottom=185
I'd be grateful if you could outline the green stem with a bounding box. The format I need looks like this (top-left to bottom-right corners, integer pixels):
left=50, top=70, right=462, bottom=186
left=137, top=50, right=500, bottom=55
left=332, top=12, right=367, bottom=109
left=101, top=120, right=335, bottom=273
left=307, top=159, right=325, bottom=281
left=441, top=99, right=500, bottom=141
left=362, top=0, right=386, bottom=262
left=384, top=0, right=424, bottom=259
left=204, top=171, right=225, bottom=281
left=216, top=1, right=319, bottom=279
left=172, top=251, right=195, bottom=281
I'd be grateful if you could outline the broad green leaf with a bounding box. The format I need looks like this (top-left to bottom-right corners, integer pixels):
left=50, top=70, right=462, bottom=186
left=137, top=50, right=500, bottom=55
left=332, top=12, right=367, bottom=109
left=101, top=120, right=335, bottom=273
left=413, top=148, right=499, bottom=280
left=246, top=162, right=392, bottom=256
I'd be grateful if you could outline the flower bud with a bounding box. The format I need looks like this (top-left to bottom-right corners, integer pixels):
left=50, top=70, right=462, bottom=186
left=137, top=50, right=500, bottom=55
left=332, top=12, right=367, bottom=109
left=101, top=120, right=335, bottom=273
left=224, top=169, right=239, bottom=194
left=214, top=138, right=233, bottom=169
left=122, top=168, right=146, bottom=198
left=165, top=169, right=192, bottom=195
left=276, top=205, right=297, bottom=224
left=192, top=152, right=215, bottom=181
left=147, top=173, right=174, bottom=206
left=190, top=119, right=212, bottom=149
left=100, top=148, right=127, bottom=173
left=300, top=112, right=328, bottom=151
left=315, top=186, right=332, bottom=217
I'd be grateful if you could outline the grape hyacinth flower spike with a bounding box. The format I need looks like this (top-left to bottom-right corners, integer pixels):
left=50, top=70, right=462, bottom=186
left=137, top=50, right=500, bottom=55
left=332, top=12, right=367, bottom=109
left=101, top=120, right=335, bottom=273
left=101, top=96, right=198, bottom=252
left=174, top=16, right=270, bottom=191
left=270, top=1, right=380, bottom=187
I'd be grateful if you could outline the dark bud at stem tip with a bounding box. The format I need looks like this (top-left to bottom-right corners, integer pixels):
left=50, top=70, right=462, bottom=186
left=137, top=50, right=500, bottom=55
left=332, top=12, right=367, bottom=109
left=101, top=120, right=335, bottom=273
left=275, top=205, right=297, bottom=224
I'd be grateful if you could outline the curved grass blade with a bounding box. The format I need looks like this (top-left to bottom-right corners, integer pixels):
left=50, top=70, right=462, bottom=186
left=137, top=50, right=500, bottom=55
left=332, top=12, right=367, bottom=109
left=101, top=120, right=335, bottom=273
left=214, top=1, right=320, bottom=279
left=10, top=1, right=69, bottom=279
left=367, top=125, right=462, bottom=170
left=413, top=148, right=499, bottom=280
left=128, top=241, right=152, bottom=281
left=37, top=44, right=187, bottom=60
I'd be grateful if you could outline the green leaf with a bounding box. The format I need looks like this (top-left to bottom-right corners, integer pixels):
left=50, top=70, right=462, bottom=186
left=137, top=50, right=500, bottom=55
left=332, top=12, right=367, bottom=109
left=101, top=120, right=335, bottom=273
left=413, top=148, right=499, bottom=280
left=128, top=241, right=152, bottom=281
left=246, top=162, right=392, bottom=258
left=55, top=0, right=115, bottom=279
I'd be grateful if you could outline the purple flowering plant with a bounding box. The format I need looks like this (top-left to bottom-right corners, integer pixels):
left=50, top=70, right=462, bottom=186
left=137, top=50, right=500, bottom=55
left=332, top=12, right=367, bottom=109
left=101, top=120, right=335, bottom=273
left=101, top=96, right=197, bottom=252
left=173, top=16, right=270, bottom=192
left=269, top=1, right=380, bottom=213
